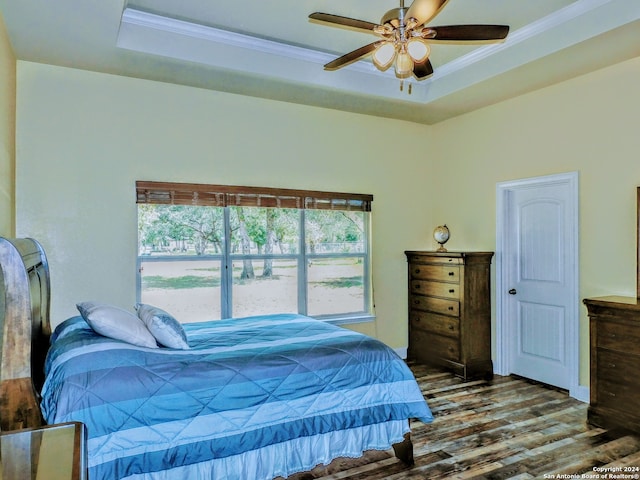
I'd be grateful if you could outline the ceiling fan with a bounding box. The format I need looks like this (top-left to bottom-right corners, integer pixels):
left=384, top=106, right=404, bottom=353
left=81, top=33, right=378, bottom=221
left=309, top=0, right=509, bottom=82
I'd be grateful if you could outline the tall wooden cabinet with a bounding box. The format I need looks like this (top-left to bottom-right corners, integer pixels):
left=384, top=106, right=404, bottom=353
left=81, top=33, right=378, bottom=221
left=405, top=251, right=494, bottom=380
left=583, top=296, right=640, bottom=434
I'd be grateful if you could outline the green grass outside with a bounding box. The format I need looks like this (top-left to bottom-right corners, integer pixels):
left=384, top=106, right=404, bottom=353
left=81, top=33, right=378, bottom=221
left=142, top=258, right=363, bottom=290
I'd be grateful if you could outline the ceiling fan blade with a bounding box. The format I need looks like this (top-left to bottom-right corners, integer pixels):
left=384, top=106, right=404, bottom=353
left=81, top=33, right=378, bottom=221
left=309, top=12, right=378, bottom=33
left=406, top=0, right=450, bottom=26
left=324, top=42, right=379, bottom=71
left=412, top=58, right=434, bottom=79
left=427, top=25, right=510, bottom=42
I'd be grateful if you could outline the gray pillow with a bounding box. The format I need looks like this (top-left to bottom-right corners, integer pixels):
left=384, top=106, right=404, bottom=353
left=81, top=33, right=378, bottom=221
left=77, top=301, right=158, bottom=349
left=135, top=303, right=189, bottom=350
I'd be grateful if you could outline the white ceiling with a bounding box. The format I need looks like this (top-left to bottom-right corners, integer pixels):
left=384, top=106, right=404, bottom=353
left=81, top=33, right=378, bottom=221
left=1, top=0, right=639, bottom=124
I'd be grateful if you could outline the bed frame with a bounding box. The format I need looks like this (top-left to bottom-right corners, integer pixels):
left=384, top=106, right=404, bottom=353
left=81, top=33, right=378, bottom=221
left=0, top=236, right=415, bottom=466
left=0, top=237, right=51, bottom=431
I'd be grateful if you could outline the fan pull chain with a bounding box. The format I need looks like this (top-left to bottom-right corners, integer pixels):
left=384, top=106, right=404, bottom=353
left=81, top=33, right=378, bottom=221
left=399, top=81, right=413, bottom=95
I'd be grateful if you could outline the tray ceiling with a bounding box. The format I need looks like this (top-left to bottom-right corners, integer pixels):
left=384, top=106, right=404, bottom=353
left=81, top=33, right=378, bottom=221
left=1, top=0, right=639, bottom=124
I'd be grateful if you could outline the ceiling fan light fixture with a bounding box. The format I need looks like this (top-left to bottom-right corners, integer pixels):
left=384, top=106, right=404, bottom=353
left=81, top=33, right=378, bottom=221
left=394, top=46, right=413, bottom=78
left=373, top=24, right=394, bottom=35
left=407, top=38, right=430, bottom=62
left=312, top=1, right=510, bottom=82
left=405, top=17, right=420, bottom=30
left=372, top=42, right=396, bottom=70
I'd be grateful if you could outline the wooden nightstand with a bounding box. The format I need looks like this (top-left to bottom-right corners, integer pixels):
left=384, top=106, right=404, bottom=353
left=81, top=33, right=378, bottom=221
left=0, top=422, right=87, bottom=479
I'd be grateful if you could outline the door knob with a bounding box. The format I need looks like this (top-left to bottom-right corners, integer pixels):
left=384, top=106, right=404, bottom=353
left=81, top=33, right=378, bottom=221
left=508, top=288, right=517, bottom=295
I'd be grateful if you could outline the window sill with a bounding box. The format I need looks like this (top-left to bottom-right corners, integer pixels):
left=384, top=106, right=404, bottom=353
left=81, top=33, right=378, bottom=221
left=319, top=314, right=376, bottom=326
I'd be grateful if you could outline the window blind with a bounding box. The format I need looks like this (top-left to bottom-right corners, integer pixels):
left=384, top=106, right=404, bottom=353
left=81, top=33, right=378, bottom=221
left=136, top=181, right=373, bottom=212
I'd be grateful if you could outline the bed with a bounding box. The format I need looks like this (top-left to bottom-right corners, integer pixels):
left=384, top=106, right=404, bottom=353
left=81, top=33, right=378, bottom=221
left=0, top=237, right=433, bottom=480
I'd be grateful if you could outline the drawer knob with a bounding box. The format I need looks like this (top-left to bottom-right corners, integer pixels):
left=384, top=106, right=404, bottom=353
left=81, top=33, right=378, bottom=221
left=605, top=391, right=616, bottom=397
left=414, top=268, right=421, bottom=274
left=448, top=325, right=454, bottom=330
left=414, top=299, right=421, bottom=305
left=449, top=289, right=455, bottom=293
left=448, top=271, right=455, bottom=276
left=415, top=284, right=421, bottom=289
left=607, top=363, right=616, bottom=368
left=448, top=306, right=454, bottom=311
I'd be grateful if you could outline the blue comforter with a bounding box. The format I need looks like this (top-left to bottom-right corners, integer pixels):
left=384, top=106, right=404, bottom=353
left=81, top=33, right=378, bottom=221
left=41, top=313, right=433, bottom=479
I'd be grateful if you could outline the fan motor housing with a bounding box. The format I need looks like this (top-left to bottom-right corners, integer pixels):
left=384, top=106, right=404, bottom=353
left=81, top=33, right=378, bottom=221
left=381, top=7, right=407, bottom=27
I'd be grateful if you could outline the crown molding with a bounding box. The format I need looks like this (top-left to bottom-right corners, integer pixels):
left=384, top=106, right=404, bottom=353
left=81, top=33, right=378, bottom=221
left=437, top=0, right=625, bottom=79
left=118, top=0, right=636, bottom=105
left=120, top=8, right=385, bottom=78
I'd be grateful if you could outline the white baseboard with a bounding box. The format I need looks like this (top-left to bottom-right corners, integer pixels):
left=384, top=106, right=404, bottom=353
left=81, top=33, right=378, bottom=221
left=570, top=384, right=590, bottom=403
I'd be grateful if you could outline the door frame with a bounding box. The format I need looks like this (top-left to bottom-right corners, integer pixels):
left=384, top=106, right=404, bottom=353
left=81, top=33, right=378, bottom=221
left=495, top=171, right=587, bottom=402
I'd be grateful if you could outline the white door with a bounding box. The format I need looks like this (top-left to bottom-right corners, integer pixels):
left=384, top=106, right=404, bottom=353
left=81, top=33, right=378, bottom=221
left=496, top=173, right=579, bottom=392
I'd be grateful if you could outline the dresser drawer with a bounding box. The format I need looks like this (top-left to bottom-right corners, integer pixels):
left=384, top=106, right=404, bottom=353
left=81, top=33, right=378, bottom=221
left=410, top=280, right=459, bottom=299
left=406, top=254, right=462, bottom=266
left=597, top=379, right=640, bottom=411
left=597, top=349, right=640, bottom=385
left=410, top=264, right=460, bottom=282
left=410, top=328, right=460, bottom=362
left=409, top=295, right=459, bottom=316
left=410, top=310, right=460, bottom=338
left=597, top=320, right=640, bottom=355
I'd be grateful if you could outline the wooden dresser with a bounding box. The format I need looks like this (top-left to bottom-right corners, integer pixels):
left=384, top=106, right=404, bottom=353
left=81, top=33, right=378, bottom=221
left=405, top=251, right=494, bottom=380
left=583, top=296, right=640, bottom=433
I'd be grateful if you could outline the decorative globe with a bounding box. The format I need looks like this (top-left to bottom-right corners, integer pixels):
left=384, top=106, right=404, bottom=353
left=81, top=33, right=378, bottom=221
left=433, top=225, right=450, bottom=252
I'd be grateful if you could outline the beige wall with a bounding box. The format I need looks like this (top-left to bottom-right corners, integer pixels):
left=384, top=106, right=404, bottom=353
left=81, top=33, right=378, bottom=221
left=15, top=62, right=433, bottom=350
left=15, top=56, right=640, bottom=388
left=430, top=55, right=640, bottom=385
left=0, top=13, right=15, bottom=237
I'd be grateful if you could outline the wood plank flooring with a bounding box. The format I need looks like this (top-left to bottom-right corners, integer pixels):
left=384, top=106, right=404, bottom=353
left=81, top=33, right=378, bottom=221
left=287, top=362, right=640, bottom=479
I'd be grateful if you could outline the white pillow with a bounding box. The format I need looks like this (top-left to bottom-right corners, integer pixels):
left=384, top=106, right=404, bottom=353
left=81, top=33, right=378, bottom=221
left=76, top=301, right=158, bottom=349
left=135, top=303, right=190, bottom=350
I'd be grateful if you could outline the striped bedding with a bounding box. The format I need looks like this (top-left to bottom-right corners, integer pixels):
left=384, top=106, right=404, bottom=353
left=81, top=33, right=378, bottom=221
left=41, top=313, right=433, bottom=480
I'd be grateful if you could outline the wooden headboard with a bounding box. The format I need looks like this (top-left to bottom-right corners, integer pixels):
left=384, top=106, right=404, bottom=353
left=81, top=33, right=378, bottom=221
left=0, top=237, right=52, bottom=431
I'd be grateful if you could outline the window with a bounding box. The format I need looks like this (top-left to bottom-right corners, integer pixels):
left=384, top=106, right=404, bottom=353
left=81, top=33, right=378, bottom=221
left=136, top=181, right=373, bottom=323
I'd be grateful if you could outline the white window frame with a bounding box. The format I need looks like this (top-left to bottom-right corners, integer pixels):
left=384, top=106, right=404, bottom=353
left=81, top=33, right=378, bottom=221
left=136, top=182, right=374, bottom=324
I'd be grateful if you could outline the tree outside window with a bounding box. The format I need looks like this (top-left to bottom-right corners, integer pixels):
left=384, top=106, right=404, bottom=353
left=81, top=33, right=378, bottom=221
left=136, top=182, right=373, bottom=323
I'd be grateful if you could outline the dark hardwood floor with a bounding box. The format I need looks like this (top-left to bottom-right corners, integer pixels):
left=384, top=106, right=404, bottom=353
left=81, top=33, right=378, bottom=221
left=287, top=362, right=640, bottom=479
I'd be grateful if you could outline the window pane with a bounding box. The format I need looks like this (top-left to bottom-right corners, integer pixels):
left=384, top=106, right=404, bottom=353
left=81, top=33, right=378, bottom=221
left=231, top=258, right=298, bottom=317
left=229, top=206, right=299, bottom=255
left=138, top=204, right=225, bottom=255
left=307, top=257, right=365, bottom=316
left=140, top=259, right=221, bottom=322
left=305, top=210, right=365, bottom=254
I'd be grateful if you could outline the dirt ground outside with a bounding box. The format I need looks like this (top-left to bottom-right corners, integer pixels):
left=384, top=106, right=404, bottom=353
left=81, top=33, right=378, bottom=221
left=140, top=258, right=364, bottom=323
